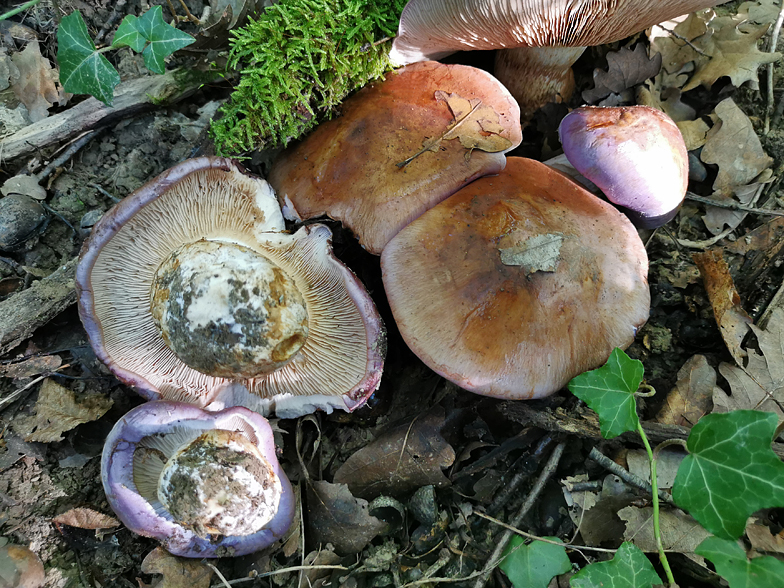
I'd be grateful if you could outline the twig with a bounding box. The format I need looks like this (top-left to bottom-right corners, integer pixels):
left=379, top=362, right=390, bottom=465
left=88, top=183, right=121, bottom=203
left=659, top=224, right=735, bottom=249
left=657, top=24, right=710, bottom=56
left=486, top=434, right=554, bottom=516
left=0, top=364, right=71, bottom=412
left=94, top=0, right=128, bottom=44
left=474, top=512, right=616, bottom=554
left=765, top=1, right=784, bottom=134
left=177, top=0, right=201, bottom=24
left=685, top=192, right=784, bottom=217
left=471, top=442, right=566, bottom=588
left=205, top=564, right=231, bottom=588
left=209, top=565, right=347, bottom=587
left=587, top=447, right=674, bottom=505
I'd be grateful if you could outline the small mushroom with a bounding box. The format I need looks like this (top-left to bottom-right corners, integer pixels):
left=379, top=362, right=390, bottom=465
left=390, top=0, right=728, bottom=118
left=101, top=401, right=295, bottom=557
left=269, top=61, right=521, bottom=254
left=381, top=157, right=650, bottom=399
left=558, top=105, right=688, bottom=228
left=77, top=157, right=385, bottom=418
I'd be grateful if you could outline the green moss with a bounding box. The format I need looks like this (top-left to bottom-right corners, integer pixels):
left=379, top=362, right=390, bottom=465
left=210, top=0, right=406, bottom=155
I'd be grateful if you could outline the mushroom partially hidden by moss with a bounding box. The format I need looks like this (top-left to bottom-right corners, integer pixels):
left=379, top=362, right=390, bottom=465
left=269, top=61, right=521, bottom=255
left=558, top=106, right=689, bottom=228
left=390, top=0, right=728, bottom=119
left=381, top=157, right=650, bottom=399
left=77, top=157, right=385, bottom=418
left=102, top=401, right=295, bottom=558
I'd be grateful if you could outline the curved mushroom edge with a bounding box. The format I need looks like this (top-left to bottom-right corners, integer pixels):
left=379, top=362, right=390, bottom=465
left=558, top=105, right=688, bottom=229
left=76, top=156, right=283, bottom=400
left=101, top=401, right=295, bottom=558
left=76, top=157, right=385, bottom=418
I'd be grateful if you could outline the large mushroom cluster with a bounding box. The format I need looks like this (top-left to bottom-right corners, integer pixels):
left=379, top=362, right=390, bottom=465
left=78, top=0, right=700, bottom=561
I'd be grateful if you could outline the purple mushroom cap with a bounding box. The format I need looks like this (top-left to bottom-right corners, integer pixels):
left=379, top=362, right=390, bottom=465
left=101, top=401, right=295, bottom=558
left=558, top=106, right=689, bottom=229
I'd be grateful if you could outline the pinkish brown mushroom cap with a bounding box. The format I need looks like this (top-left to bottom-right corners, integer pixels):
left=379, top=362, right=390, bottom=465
left=268, top=61, right=522, bottom=255
left=77, top=157, right=385, bottom=418
left=381, top=157, right=650, bottom=399
left=558, top=106, right=689, bottom=228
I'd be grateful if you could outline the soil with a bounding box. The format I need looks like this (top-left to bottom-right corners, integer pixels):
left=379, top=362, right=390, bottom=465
left=0, top=1, right=783, bottom=587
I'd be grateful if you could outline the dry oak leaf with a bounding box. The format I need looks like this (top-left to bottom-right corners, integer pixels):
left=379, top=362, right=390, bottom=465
left=693, top=249, right=753, bottom=367
left=676, top=118, right=710, bottom=151
left=582, top=45, right=662, bottom=104
left=397, top=91, right=512, bottom=167
left=19, top=378, right=112, bottom=443
left=746, top=517, right=784, bottom=554
left=619, top=506, right=711, bottom=556
left=649, top=11, right=712, bottom=89
left=682, top=17, right=781, bottom=91
left=9, top=41, right=65, bottom=123
left=737, top=0, right=781, bottom=28
left=52, top=507, right=119, bottom=531
left=714, top=308, right=784, bottom=421
left=333, top=408, right=455, bottom=500
left=306, top=480, right=386, bottom=555
left=656, top=355, right=717, bottom=427
left=700, top=98, right=772, bottom=197
left=140, top=547, right=213, bottom=588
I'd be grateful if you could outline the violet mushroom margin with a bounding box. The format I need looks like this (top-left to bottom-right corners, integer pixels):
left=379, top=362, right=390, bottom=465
left=76, top=157, right=385, bottom=418
left=101, top=401, right=295, bottom=557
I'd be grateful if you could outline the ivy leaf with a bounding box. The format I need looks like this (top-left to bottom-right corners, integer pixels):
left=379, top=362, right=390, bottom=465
left=112, top=15, right=146, bottom=53
left=672, top=410, right=784, bottom=539
left=499, top=537, right=571, bottom=588
left=695, top=536, right=784, bottom=588
left=57, top=10, right=120, bottom=105
left=570, top=542, right=662, bottom=588
left=568, top=348, right=644, bottom=439
left=133, top=6, right=195, bottom=74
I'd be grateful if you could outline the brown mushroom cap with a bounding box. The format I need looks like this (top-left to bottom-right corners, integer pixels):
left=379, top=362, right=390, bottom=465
left=77, top=157, right=385, bottom=418
left=268, top=61, right=522, bottom=255
left=380, top=157, right=650, bottom=399
left=390, top=0, right=729, bottom=64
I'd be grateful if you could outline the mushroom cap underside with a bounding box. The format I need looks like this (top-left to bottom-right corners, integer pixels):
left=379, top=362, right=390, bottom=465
left=77, top=157, right=385, bottom=418
left=101, top=401, right=295, bottom=557
left=269, top=60, right=522, bottom=255
left=390, top=0, right=729, bottom=64
left=381, top=157, right=650, bottom=399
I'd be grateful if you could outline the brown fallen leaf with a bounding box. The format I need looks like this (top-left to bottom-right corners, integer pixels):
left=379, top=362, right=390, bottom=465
left=139, top=547, right=213, bottom=588
left=52, top=507, right=119, bottom=531
left=714, top=308, right=784, bottom=420
left=656, top=355, right=717, bottom=427
left=582, top=45, right=662, bottom=104
left=682, top=17, right=781, bottom=92
left=700, top=98, right=773, bottom=198
left=397, top=91, right=512, bottom=167
left=746, top=517, right=784, bottom=554
left=9, top=41, right=65, bottom=123
left=16, top=378, right=113, bottom=443
left=619, top=506, right=710, bottom=555
left=693, top=250, right=752, bottom=366
left=306, top=480, right=386, bottom=555
left=333, top=408, right=455, bottom=500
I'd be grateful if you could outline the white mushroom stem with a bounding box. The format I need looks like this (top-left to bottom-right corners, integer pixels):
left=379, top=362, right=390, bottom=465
left=494, top=46, right=586, bottom=120
left=134, top=428, right=283, bottom=538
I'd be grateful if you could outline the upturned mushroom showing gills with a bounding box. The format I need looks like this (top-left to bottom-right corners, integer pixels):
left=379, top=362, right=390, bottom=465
left=558, top=106, right=689, bottom=229
left=102, top=401, right=295, bottom=557
left=381, top=157, right=650, bottom=400
left=390, top=0, right=728, bottom=119
left=77, top=157, right=385, bottom=418
left=268, top=60, right=522, bottom=255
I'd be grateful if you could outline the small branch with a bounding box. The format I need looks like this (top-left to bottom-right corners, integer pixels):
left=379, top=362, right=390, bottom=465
left=0, top=0, right=41, bottom=21
left=471, top=442, right=566, bottom=588
left=35, top=130, right=101, bottom=182
left=657, top=24, right=710, bottom=56
left=765, top=1, right=784, bottom=135
left=685, top=192, right=784, bottom=217
left=587, top=446, right=674, bottom=505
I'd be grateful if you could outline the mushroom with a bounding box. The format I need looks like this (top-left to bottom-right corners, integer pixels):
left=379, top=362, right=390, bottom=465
left=558, top=105, right=688, bottom=228
left=389, top=0, right=728, bottom=119
left=268, top=60, right=522, bottom=254
left=102, top=401, right=295, bottom=557
left=380, top=156, right=650, bottom=399
left=77, top=157, right=385, bottom=418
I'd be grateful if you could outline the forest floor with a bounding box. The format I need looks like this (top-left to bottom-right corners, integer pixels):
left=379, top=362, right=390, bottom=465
left=1, top=0, right=784, bottom=587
